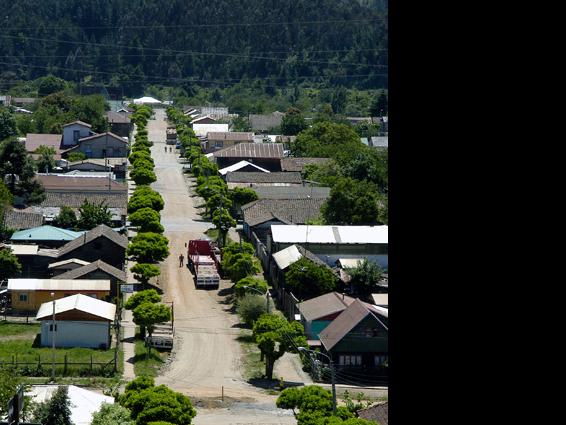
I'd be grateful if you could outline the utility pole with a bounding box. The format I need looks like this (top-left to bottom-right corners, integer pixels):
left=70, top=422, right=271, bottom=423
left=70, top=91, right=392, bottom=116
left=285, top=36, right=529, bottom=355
left=51, top=292, right=56, bottom=382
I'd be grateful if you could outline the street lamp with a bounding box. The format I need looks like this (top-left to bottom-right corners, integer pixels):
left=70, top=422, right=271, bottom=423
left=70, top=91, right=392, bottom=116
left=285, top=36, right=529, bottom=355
left=298, top=347, right=336, bottom=414
left=242, top=285, right=270, bottom=313
left=51, top=292, right=56, bottom=382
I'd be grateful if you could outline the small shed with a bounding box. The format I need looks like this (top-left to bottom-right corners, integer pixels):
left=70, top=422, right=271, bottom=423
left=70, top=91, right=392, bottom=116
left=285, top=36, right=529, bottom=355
left=36, top=294, right=116, bottom=349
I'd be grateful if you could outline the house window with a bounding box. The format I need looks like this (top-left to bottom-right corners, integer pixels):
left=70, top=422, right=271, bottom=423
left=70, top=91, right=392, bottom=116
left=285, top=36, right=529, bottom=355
left=339, top=355, right=362, bottom=366
left=215, top=141, right=223, bottom=148
left=374, top=355, right=388, bottom=366
left=49, top=324, right=58, bottom=332
left=18, top=293, right=28, bottom=302
left=73, top=130, right=80, bottom=143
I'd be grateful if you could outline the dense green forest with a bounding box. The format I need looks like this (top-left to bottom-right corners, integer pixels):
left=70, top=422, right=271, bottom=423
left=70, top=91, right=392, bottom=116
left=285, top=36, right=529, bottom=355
left=0, top=0, right=387, bottom=98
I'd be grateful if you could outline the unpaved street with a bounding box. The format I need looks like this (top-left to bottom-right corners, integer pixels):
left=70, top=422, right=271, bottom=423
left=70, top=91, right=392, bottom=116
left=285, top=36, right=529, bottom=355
left=146, top=109, right=297, bottom=424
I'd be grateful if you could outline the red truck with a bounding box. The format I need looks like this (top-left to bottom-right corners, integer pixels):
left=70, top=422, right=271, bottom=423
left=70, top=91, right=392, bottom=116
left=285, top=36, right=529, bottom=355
left=188, top=239, right=221, bottom=288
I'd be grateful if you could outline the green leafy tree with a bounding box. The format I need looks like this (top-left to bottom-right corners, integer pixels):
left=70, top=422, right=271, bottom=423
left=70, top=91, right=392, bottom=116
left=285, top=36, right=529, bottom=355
left=125, top=289, right=161, bottom=311
left=127, top=232, right=170, bottom=263
left=0, top=247, right=22, bottom=281
left=206, top=193, right=232, bottom=218
left=66, top=152, right=87, bottom=163
left=212, top=207, right=236, bottom=248
left=370, top=90, right=388, bottom=116
left=344, top=260, right=384, bottom=298
left=91, top=403, right=134, bottom=425
left=281, top=107, right=308, bottom=136
left=34, top=385, right=73, bottom=425
left=131, top=167, right=157, bottom=186
left=354, top=122, right=381, bottom=138
left=35, top=145, right=57, bottom=173
left=129, top=150, right=154, bottom=166
left=236, top=294, right=267, bottom=327
left=77, top=199, right=113, bottom=230
left=128, top=186, right=164, bottom=213
left=37, top=75, right=67, bottom=97
left=234, top=276, right=268, bottom=298
left=120, top=381, right=196, bottom=425
left=0, top=108, right=17, bottom=141
left=69, top=95, right=109, bottom=133
left=132, top=303, right=171, bottom=342
left=228, top=187, right=258, bottom=209
left=0, top=180, right=13, bottom=206
left=252, top=313, right=307, bottom=380
left=341, top=148, right=388, bottom=192
left=302, top=160, right=343, bottom=188
left=129, top=208, right=164, bottom=233
left=285, top=258, right=337, bottom=300
left=292, top=122, right=363, bottom=162
left=0, top=369, right=22, bottom=418
left=322, top=177, right=384, bottom=225
left=331, top=87, right=348, bottom=115
left=52, top=206, right=78, bottom=229
left=130, top=264, right=161, bottom=287
left=0, top=138, right=45, bottom=205
left=223, top=252, right=261, bottom=282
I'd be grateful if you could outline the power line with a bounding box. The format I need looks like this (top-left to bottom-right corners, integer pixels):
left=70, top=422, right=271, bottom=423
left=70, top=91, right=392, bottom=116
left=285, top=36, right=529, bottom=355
left=0, top=18, right=387, bottom=32
left=0, top=34, right=387, bottom=68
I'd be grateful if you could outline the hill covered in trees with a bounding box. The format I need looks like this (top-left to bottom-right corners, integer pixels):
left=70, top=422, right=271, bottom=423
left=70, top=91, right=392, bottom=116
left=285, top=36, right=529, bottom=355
left=0, top=0, right=387, bottom=97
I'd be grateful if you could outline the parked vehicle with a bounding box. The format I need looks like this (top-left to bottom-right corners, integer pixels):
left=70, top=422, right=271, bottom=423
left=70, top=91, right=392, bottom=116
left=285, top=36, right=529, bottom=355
left=188, top=239, right=221, bottom=288
left=146, top=323, right=174, bottom=349
left=166, top=127, right=177, bottom=145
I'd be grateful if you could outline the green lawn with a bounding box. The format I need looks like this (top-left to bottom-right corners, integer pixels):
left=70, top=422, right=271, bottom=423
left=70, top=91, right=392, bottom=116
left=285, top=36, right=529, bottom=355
left=237, top=331, right=264, bottom=381
left=0, top=322, right=118, bottom=377
left=133, top=333, right=169, bottom=377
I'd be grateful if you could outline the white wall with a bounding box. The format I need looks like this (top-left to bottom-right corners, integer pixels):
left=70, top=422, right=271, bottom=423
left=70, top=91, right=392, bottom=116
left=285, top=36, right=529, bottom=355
left=40, top=320, right=111, bottom=349
left=62, top=124, right=92, bottom=147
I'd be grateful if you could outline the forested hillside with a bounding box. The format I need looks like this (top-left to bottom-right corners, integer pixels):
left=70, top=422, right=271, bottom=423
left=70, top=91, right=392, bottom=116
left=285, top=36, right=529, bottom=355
left=0, top=0, right=387, bottom=97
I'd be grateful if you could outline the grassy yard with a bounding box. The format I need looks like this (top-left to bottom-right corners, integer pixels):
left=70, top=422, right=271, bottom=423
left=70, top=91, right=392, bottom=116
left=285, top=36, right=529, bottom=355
left=0, top=322, right=118, bottom=377
left=133, top=332, right=169, bottom=377
left=237, top=331, right=264, bottom=381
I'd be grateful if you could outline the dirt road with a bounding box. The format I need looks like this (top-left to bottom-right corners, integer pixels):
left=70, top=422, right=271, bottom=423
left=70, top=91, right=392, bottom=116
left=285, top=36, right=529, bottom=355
left=146, top=109, right=297, bottom=424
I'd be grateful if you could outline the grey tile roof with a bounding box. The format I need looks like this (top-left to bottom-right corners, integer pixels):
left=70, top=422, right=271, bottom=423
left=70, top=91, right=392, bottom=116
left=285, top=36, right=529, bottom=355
left=56, top=259, right=126, bottom=281
left=40, top=192, right=127, bottom=209
left=25, top=134, right=63, bottom=154
left=280, top=157, right=330, bottom=172
left=213, top=143, right=285, bottom=159
left=253, top=186, right=331, bottom=199
left=242, top=198, right=325, bottom=227
left=226, top=172, right=302, bottom=184
left=2, top=209, right=44, bottom=230
left=35, top=175, right=127, bottom=192
left=207, top=132, right=254, bottom=141
left=57, top=224, right=128, bottom=257
left=357, top=402, right=388, bottom=425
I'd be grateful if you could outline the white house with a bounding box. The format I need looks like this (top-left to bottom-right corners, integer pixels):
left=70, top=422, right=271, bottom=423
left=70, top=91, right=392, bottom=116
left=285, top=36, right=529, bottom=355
left=36, top=294, right=116, bottom=349
left=62, top=121, right=95, bottom=147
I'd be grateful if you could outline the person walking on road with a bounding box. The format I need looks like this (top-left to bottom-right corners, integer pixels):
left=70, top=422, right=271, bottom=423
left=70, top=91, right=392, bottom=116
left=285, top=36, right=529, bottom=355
left=164, top=146, right=167, bottom=153
left=169, top=146, right=172, bottom=153
left=179, top=253, right=184, bottom=267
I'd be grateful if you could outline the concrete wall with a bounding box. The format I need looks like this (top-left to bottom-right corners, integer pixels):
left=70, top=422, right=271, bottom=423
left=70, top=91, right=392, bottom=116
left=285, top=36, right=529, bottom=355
left=62, top=124, right=92, bottom=147
left=40, top=320, right=111, bottom=348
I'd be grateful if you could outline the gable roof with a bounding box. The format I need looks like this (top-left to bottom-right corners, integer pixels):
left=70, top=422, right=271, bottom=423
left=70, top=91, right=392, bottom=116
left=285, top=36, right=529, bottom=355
left=63, top=121, right=92, bottom=128
left=56, top=259, right=126, bottom=282
left=25, top=134, right=63, bottom=153
left=298, top=292, right=357, bottom=322
left=47, top=258, right=91, bottom=270
left=191, top=115, right=217, bottom=124
left=218, top=160, right=270, bottom=176
left=280, top=157, right=330, bottom=172
left=242, top=198, right=325, bottom=226
left=253, top=186, right=331, bottom=199
left=77, top=132, right=127, bottom=144
left=213, top=143, right=285, bottom=159
left=2, top=209, right=44, bottom=230
left=10, top=225, right=84, bottom=242
left=318, top=299, right=388, bottom=351
left=36, top=294, right=116, bottom=321
left=40, top=192, right=127, bottom=208
left=57, top=224, right=128, bottom=257
left=35, top=174, right=127, bottom=192
left=226, top=171, right=302, bottom=184
left=207, top=132, right=254, bottom=141
left=357, top=402, right=388, bottom=424
left=106, top=111, right=132, bottom=124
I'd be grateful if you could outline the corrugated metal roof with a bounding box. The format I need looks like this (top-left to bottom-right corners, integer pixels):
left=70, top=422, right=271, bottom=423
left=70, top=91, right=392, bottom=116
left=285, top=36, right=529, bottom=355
left=298, top=292, right=357, bottom=322
left=11, top=225, right=84, bottom=242
left=226, top=172, right=301, bottom=184
left=271, top=225, right=388, bottom=244
left=36, top=294, right=116, bottom=321
left=218, top=161, right=270, bottom=175
left=272, top=245, right=303, bottom=270
left=213, top=143, right=285, bottom=159
left=8, top=278, right=110, bottom=291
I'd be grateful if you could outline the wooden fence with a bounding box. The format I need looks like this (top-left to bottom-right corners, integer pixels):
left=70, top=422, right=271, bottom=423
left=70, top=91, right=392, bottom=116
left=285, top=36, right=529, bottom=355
left=0, top=353, right=118, bottom=377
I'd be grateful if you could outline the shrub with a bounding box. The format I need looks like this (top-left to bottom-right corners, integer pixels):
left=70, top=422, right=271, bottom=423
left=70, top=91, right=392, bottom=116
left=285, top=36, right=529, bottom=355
left=236, top=294, right=267, bottom=327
